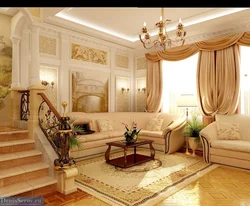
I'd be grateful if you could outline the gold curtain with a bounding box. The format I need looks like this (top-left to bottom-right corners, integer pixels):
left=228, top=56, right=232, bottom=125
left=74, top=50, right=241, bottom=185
left=197, top=45, right=240, bottom=124
left=145, top=31, right=250, bottom=61
left=145, top=60, right=163, bottom=112
left=145, top=30, right=250, bottom=123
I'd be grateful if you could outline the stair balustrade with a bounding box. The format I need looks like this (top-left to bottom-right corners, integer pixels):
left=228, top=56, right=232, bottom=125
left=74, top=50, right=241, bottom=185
left=37, top=93, right=76, bottom=169
left=19, top=90, right=30, bottom=121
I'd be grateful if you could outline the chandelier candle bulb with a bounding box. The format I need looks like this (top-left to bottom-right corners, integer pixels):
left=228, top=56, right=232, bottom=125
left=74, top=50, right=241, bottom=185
left=179, top=18, right=182, bottom=23
left=144, top=22, right=146, bottom=27
left=160, top=16, right=162, bottom=21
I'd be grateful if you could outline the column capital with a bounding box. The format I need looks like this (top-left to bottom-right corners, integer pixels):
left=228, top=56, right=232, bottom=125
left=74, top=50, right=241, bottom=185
left=60, top=33, right=69, bottom=40
left=31, top=25, right=40, bottom=33
left=11, top=35, right=21, bottom=44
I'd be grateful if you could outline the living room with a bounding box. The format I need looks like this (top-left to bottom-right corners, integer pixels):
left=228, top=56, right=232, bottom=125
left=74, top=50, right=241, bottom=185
left=0, top=7, right=250, bottom=206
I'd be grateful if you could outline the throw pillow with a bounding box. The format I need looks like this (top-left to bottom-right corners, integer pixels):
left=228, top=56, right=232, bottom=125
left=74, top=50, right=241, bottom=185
left=97, top=119, right=114, bottom=132
left=146, top=118, right=164, bottom=131
left=216, top=122, right=241, bottom=140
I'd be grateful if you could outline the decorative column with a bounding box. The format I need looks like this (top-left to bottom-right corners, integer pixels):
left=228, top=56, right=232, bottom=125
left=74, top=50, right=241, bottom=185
left=11, top=36, right=21, bottom=89
left=59, top=33, right=70, bottom=114
left=29, top=25, right=41, bottom=86
left=110, top=48, right=116, bottom=112
left=129, top=53, right=135, bottom=112
left=10, top=35, right=26, bottom=126
left=20, top=29, right=30, bottom=88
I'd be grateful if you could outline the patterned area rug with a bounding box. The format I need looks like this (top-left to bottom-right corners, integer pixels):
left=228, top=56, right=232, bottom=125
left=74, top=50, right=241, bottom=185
left=75, top=149, right=218, bottom=206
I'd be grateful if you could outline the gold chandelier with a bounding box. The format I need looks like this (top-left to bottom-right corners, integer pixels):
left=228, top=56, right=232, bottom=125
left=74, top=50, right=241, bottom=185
left=139, top=8, right=186, bottom=50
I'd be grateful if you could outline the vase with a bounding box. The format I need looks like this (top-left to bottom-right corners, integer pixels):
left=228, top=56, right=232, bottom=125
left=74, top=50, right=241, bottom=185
left=125, top=135, right=137, bottom=144
left=188, top=137, right=199, bottom=156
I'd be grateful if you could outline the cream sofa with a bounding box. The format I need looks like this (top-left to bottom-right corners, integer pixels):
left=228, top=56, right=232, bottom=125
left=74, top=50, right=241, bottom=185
left=66, top=112, right=186, bottom=160
left=200, top=114, right=250, bottom=169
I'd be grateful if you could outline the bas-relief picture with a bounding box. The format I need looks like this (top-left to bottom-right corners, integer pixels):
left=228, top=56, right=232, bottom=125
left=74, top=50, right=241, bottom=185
left=71, top=70, right=109, bottom=113
left=71, top=43, right=107, bottom=65
left=0, top=36, right=12, bottom=110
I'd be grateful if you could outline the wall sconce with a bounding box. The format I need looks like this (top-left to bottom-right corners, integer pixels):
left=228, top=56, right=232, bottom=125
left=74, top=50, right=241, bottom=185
left=138, top=87, right=146, bottom=93
left=41, top=80, right=55, bottom=89
left=121, top=87, right=129, bottom=93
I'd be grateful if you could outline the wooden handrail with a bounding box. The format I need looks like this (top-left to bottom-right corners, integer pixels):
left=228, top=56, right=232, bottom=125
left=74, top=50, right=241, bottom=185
left=37, top=92, right=61, bottom=120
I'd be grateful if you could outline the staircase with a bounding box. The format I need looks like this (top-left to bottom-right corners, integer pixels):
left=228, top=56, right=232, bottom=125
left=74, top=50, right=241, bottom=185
left=0, top=126, right=57, bottom=197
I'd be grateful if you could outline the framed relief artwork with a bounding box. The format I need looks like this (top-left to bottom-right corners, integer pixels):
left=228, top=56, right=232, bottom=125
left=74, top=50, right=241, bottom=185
left=71, top=70, right=109, bottom=113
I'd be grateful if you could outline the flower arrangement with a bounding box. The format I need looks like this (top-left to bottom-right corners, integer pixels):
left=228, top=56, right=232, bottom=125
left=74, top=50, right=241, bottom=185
left=122, top=122, right=141, bottom=144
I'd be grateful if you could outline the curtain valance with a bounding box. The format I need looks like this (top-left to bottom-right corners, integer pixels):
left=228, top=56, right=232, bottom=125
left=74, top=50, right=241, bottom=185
left=145, top=31, right=250, bottom=61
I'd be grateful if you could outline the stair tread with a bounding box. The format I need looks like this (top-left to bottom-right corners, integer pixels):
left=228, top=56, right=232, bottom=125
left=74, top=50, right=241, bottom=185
left=0, top=129, right=28, bottom=135
left=0, top=176, right=57, bottom=197
left=26, top=176, right=57, bottom=189
left=0, top=139, right=35, bottom=147
left=0, top=162, right=49, bottom=178
left=0, top=150, right=42, bottom=161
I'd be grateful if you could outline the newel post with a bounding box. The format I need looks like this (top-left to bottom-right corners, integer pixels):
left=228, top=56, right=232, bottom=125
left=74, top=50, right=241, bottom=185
left=54, top=101, right=78, bottom=195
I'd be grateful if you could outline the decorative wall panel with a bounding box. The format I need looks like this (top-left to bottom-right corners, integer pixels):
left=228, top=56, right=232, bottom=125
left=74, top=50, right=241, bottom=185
left=40, top=66, right=58, bottom=109
left=115, top=54, right=129, bottom=69
left=71, top=70, right=109, bottom=112
left=39, top=35, right=56, bottom=56
left=0, top=36, right=12, bottom=111
left=116, top=76, right=130, bottom=112
left=136, top=77, right=146, bottom=112
left=71, top=43, right=107, bottom=65
left=136, top=57, right=146, bottom=70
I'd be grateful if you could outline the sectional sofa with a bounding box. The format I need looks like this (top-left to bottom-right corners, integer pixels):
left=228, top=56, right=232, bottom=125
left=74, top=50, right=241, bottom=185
left=66, top=112, right=186, bottom=160
left=200, top=114, right=250, bottom=169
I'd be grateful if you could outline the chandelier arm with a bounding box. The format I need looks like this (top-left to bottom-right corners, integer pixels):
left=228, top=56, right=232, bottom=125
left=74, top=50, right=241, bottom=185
left=139, top=7, right=186, bottom=51
left=168, top=39, right=185, bottom=47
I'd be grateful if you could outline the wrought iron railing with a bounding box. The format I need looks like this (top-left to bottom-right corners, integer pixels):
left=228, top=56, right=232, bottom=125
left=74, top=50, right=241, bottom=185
left=19, top=90, right=30, bottom=121
left=37, top=93, right=76, bottom=169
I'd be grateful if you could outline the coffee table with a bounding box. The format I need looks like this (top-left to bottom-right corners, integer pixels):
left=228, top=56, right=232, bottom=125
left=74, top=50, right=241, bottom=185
left=105, top=139, right=155, bottom=168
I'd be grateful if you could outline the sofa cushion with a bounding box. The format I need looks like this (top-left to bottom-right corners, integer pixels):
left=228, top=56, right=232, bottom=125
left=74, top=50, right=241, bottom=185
left=97, top=119, right=114, bottom=132
left=211, top=140, right=250, bottom=153
left=146, top=118, right=163, bottom=131
left=139, top=130, right=164, bottom=138
left=215, top=114, right=250, bottom=141
left=216, top=122, right=241, bottom=140
left=77, top=132, right=110, bottom=143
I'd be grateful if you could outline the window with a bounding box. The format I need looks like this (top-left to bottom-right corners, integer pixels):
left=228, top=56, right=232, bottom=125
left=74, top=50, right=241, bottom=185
left=240, top=46, right=250, bottom=114
left=162, top=53, right=199, bottom=116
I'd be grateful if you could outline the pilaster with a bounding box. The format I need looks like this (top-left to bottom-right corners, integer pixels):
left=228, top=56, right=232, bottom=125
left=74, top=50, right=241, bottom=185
left=110, top=48, right=116, bottom=112
left=20, top=29, right=30, bottom=88
left=11, top=36, right=21, bottom=89
left=59, top=33, right=70, bottom=114
left=30, top=26, right=41, bottom=86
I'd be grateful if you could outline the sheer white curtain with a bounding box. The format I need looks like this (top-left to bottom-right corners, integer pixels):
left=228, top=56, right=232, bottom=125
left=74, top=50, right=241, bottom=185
left=240, top=46, right=250, bottom=114
left=162, top=53, right=199, bottom=116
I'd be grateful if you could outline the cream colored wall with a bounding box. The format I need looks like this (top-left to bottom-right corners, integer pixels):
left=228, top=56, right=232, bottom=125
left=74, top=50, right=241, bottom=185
left=0, top=13, right=12, bottom=126
left=0, top=13, right=11, bottom=45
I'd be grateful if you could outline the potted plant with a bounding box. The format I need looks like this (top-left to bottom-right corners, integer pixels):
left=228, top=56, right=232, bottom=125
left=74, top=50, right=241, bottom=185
left=185, top=114, right=204, bottom=156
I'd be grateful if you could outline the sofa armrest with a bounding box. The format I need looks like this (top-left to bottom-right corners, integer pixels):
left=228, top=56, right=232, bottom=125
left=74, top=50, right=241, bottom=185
left=163, top=117, right=186, bottom=154
left=199, top=121, right=217, bottom=142
left=199, top=121, right=217, bottom=163
left=162, top=116, right=186, bottom=136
